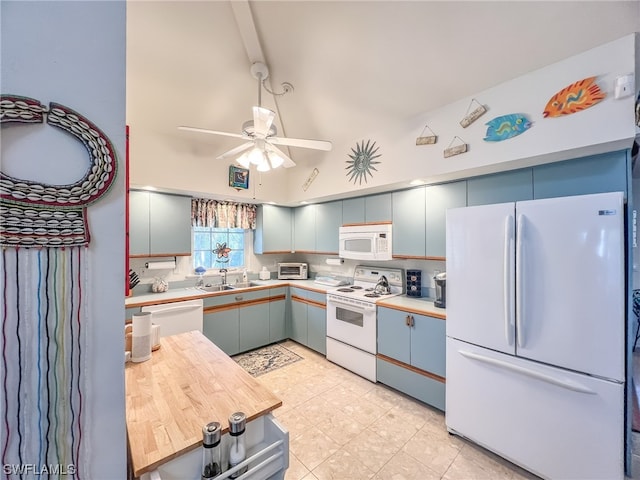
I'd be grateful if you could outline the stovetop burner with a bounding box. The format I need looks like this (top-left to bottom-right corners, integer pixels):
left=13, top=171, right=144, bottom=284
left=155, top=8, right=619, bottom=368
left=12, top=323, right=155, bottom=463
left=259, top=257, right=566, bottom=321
left=326, top=265, right=405, bottom=304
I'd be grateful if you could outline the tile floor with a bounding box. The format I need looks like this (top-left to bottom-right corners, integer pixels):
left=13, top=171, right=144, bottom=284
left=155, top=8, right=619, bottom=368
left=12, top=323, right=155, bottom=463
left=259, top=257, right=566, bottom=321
left=257, top=341, right=539, bottom=480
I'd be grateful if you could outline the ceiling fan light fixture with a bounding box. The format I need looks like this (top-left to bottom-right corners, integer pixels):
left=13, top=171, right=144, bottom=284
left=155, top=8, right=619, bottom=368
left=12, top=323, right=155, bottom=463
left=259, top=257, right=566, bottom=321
left=236, top=151, right=251, bottom=168
left=248, top=146, right=265, bottom=165
left=257, top=157, right=271, bottom=172
left=267, top=151, right=284, bottom=169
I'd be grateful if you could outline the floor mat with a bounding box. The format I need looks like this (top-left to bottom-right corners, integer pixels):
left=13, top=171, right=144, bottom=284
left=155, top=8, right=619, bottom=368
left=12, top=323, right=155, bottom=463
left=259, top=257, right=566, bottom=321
left=233, top=344, right=303, bottom=377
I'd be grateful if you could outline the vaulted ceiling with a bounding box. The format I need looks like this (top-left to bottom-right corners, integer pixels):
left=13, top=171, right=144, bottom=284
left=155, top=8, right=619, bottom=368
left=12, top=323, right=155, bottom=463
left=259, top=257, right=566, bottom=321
left=126, top=1, right=639, bottom=201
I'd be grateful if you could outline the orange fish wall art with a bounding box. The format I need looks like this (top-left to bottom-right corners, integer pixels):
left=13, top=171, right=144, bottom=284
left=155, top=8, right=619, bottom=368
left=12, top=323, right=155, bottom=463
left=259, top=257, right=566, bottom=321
left=542, top=76, right=606, bottom=118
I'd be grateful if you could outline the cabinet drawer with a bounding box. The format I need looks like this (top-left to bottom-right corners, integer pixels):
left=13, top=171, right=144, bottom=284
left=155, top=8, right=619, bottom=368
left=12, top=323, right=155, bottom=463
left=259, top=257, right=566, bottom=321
left=203, top=290, right=270, bottom=309
left=269, top=287, right=287, bottom=298
left=376, top=357, right=445, bottom=411
left=289, top=287, right=325, bottom=305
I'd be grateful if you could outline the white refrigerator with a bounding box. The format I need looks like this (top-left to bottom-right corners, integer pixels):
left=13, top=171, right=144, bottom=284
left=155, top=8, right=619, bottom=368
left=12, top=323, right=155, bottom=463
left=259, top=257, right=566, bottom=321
left=445, top=191, right=625, bottom=480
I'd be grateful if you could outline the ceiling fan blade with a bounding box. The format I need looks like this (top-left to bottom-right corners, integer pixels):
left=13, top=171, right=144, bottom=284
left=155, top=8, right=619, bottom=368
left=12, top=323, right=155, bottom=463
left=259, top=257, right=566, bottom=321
left=270, top=136, right=332, bottom=151
left=178, top=125, right=245, bottom=139
left=267, top=144, right=296, bottom=168
left=216, top=142, right=254, bottom=160
left=252, top=106, right=276, bottom=136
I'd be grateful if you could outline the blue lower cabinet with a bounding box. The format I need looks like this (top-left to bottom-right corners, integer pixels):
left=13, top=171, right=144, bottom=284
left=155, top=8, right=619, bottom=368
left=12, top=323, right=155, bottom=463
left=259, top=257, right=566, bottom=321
left=203, top=290, right=273, bottom=355
left=269, top=297, right=287, bottom=343
left=204, top=309, right=240, bottom=356
left=376, top=357, right=445, bottom=411
left=290, top=298, right=308, bottom=345
left=410, top=313, right=446, bottom=377
left=307, top=304, right=326, bottom=355
left=239, top=302, right=270, bottom=352
left=289, top=290, right=326, bottom=355
left=377, top=306, right=446, bottom=410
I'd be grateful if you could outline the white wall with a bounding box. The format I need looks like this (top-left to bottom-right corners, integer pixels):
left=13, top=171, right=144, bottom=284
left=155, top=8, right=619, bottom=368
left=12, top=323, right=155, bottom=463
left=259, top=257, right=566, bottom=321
left=1, top=1, right=127, bottom=478
left=290, top=33, right=638, bottom=203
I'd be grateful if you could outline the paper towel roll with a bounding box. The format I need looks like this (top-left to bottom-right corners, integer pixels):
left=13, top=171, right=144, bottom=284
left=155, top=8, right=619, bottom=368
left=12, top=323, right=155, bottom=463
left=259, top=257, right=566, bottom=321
left=146, top=260, right=176, bottom=270
left=131, top=312, right=152, bottom=363
left=326, top=258, right=344, bottom=265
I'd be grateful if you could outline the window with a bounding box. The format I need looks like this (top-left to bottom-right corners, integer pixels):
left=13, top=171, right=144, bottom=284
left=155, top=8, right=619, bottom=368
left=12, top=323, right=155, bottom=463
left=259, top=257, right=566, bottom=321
left=193, top=227, right=245, bottom=269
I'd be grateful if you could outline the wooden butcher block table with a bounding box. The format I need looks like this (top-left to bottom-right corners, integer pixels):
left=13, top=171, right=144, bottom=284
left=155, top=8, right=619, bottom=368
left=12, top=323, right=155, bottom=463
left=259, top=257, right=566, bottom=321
left=125, top=330, right=283, bottom=478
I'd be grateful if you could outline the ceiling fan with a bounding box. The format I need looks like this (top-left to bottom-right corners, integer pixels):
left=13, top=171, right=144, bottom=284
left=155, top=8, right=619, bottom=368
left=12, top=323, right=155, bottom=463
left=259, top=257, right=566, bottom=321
left=178, top=62, right=332, bottom=171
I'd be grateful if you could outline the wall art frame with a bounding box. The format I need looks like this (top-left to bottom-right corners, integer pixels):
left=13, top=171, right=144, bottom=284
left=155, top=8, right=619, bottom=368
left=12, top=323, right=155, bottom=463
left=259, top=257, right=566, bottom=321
left=229, top=165, right=249, bottom=190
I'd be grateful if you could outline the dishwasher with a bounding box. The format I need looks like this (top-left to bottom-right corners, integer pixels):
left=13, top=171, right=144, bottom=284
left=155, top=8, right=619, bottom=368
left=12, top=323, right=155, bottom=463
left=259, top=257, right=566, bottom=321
left=141, top=298, right=204, bottom=337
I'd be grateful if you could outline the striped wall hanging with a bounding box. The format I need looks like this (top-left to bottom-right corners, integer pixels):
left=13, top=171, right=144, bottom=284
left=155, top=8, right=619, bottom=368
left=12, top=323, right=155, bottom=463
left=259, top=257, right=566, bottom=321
left=0, top=95, right=118, bottom=479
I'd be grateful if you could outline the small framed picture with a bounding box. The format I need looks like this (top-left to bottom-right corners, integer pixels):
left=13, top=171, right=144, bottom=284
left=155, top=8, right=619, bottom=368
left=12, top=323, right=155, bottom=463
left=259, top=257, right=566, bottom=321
left=229, top=165, right=249, bottom=189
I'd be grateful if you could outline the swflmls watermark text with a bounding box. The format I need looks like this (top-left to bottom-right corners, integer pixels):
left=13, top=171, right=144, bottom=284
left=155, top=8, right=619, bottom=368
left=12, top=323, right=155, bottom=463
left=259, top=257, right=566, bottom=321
left=3, top=464, right=77, bottom=475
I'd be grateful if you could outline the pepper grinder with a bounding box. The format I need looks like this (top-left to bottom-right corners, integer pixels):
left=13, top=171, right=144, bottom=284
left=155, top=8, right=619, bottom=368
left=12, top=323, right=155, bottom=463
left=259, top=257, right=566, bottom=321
left=201, top=421, right=221, bottom=479
left=228, top=412, right=247, bottom=478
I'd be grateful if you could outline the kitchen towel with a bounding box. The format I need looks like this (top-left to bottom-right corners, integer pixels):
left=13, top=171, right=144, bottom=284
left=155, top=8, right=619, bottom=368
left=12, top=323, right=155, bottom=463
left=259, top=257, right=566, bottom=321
left=146, top=260, right=176, bottom=270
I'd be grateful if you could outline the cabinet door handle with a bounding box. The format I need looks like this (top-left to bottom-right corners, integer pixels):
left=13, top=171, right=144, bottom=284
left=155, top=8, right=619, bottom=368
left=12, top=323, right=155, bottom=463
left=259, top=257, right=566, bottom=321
left=235, top=295, right=243, bottom=301
left=410, top=315, right=415, bottom=327
left=405, top=315, right=410, bottom=326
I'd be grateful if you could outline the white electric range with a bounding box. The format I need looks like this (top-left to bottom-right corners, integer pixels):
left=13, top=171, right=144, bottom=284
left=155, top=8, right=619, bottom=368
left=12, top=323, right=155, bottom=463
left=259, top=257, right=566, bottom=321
left=325, top=265, right=404, bottom=381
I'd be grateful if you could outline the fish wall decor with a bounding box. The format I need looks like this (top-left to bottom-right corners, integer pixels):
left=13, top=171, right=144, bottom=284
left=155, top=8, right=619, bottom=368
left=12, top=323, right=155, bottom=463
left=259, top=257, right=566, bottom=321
left=543, top=76, right=606, bottom=118
left=483, top=114, right=532, bottom=142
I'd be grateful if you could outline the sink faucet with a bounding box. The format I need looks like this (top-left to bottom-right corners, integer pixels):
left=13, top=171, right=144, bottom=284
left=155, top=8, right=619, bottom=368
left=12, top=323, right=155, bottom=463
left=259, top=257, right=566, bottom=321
left=219, top=268, right=228, bottom=285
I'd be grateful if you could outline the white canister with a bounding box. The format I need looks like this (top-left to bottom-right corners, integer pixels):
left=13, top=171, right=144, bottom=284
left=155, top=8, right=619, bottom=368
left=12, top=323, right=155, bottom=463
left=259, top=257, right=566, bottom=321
left=131, top=312, right=152, bottom=363
left=259, top=267, right=270, bottom=280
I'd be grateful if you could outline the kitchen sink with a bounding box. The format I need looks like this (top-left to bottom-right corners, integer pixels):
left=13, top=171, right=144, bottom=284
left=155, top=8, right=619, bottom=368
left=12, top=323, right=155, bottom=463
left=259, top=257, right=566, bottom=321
left=231, top=282, right=258, bottom=289
left=197, top=282, right=259, bottom=292
left=197, top=284, right=235, bottom=292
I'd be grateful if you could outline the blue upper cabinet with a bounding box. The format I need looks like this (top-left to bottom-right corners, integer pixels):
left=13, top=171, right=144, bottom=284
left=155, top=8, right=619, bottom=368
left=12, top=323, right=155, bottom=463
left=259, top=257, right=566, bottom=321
left=149, top=192, right=192, bottom=255
left=365, top=193, right=392, bottom=223
left=425, top=181, right=467, bottom=258
left=315, top=201, right=342, bottom=254
left=129, top=190, right=151, bottom=256
left=467, top=169, right=533, bottom=206
left=294, top=204, right=316, bottom=252
left=392, top=187, right=426, bottom=257
left=533, top=150, right=629, bottom=199
left=254, top=205, right=292, bottom=254
left=129, top=190, right=191, bottom=257
left=342, top=197, right=365, bottom=224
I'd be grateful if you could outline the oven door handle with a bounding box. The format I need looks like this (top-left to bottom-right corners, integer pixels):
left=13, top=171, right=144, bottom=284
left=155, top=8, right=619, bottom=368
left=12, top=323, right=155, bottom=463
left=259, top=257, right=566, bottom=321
left=327, top=296, right=376, bottom=313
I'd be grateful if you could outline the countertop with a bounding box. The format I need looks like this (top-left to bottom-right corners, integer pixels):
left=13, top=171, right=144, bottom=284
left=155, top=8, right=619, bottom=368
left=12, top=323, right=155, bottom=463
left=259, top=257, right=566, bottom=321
left=125, top=279, right=332, bottom=308
left=125, top=331, right=282, bottom=478
left=125, top=279, right=445, bottom=318
left=377, top=295, right=446, bottom=319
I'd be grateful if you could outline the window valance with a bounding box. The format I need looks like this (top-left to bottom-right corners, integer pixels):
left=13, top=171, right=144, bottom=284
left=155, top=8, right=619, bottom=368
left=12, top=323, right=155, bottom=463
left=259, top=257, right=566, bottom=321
left=191, top=198, right=257, bottom=229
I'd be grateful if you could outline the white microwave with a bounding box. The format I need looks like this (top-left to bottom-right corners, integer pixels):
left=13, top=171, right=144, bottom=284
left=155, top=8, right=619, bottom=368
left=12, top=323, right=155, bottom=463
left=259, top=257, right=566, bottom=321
left=277, top=262, right=308, bottom=280
left=338, top=224, right=393, bottom=261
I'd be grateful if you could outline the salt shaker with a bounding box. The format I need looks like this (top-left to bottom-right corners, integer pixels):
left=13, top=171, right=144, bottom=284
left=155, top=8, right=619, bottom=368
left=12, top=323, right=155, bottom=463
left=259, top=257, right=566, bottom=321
left=201, top=421, right=221, bottom=479
left=228, top=412, right=247, bottom=478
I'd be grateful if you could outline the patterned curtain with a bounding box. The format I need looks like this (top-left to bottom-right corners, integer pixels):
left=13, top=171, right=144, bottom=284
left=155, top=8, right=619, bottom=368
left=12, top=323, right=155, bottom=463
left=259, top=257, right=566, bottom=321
left=191, top=198, right=257, bottom=229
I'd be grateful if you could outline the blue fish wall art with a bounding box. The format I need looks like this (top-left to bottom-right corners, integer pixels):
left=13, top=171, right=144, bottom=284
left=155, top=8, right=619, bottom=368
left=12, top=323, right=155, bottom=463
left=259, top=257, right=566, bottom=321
left=483, top=114, right=532, bottom=142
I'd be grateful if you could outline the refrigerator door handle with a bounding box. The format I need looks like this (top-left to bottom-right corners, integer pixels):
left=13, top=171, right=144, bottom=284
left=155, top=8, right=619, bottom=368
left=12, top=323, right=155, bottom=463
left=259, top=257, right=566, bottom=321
left=504, top=215, right=514, bottom=346
left=515, top=214, right=525, bottom=348
left=458, top=350, right=597, bottom=394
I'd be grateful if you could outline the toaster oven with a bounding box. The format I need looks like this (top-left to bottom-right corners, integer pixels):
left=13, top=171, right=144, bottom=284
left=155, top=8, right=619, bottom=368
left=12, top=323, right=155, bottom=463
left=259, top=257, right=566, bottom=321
left=277, top=263, right=308, bottom=280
